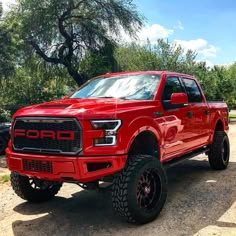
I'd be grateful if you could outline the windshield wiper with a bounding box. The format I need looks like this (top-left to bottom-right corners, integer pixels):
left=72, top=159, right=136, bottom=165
left=93, top=96, right=130, bottom=100
left=96, top=96, right=116, bottom=98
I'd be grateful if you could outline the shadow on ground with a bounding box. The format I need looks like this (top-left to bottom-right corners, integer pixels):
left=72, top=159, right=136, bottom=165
left=12, top=157, right=236, bottom=236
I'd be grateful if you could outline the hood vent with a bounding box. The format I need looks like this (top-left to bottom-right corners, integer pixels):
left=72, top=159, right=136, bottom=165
left=38, top=104, right=71, bottom=109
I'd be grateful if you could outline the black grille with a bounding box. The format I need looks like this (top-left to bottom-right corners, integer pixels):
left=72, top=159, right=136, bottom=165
left=13, top=117, right=82, bottom=155
left=23, top=159, right=53, bottom=173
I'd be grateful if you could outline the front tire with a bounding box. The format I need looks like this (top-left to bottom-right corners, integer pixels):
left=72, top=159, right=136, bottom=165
left=208, top=131, right=230, bottom=170
left=11, top=171, right=62, bottom=202
left=112, top=155, right=167, bottom=224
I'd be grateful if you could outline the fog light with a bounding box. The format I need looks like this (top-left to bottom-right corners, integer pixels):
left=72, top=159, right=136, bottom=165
left=94, top=137, right=116, bottom=146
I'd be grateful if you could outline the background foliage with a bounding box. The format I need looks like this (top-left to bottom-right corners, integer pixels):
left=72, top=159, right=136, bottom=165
left=1, top=0, right=236, bottom=122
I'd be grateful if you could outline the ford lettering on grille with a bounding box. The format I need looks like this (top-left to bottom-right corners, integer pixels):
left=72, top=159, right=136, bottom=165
left=12, top=117, right=82, bottom=155
left=14, top=129, right=75, bottom=140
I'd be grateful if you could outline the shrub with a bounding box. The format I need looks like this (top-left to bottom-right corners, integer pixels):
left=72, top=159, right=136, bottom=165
left=0, top=108, right=11, bottom=122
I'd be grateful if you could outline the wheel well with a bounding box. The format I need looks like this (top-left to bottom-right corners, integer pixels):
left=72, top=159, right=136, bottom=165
left=128, top=131, right=159, bottom=158
left=215, top=120, right=224, bottom=131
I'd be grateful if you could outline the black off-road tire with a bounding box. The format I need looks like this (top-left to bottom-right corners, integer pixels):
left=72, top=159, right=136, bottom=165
left=10, top=171, right=62, bottom=203
left=208, top=131, right=230, bottom=170
left=112, top=155, right=167, bottom=224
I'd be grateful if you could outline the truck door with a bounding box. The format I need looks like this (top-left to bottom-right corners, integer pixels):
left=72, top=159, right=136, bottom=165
left=161, top=76, right=193, bottom=158
left=181, top=77, right=210, bottom=148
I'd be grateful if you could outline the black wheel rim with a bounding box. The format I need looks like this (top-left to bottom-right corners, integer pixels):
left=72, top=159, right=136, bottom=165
left=29, top=178, right=43, bottom=190
left=222, top=139, right=229, bottom=162
left=29, top=178, right=56, bottom=190
left=136, top=168, right=161, bottom=211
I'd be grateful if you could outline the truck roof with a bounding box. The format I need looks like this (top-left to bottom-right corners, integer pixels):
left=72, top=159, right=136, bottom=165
left=97, top=71, right=195, bottom=78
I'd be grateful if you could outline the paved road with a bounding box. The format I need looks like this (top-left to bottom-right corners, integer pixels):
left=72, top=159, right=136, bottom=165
left=0, top=126, right=236, bottom=236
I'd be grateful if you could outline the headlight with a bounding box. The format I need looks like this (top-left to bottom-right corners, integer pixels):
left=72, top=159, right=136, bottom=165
left=90, top=120, right=122, bottom=146
left=91, top=120, right=121, bottom=130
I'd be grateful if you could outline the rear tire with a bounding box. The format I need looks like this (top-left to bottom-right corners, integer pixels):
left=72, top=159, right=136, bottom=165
left=10, top=171, right=62, bottom=202
left=208, top=131, right=230, bottom=170
left=112, top=155, right=167, bottom=224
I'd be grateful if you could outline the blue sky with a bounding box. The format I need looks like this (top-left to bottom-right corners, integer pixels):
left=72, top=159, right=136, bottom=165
left=2, top=0, right=236, bottom=66
left=134, top=0, right=236, bottom=66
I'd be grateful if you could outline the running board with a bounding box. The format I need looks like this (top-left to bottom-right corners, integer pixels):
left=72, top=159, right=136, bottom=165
left=163, top=147, right=209, bottom=169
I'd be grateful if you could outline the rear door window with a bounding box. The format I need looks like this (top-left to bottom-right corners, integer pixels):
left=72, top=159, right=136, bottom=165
left=182, top=78, right=202, bottom=103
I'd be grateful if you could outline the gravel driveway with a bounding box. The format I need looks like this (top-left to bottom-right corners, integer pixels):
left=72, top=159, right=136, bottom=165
left=1, top=125, right=236, bottom=236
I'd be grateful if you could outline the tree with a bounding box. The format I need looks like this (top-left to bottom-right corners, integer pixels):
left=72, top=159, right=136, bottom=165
left=114, top=39, right=198, bottom=73
left=79, top=43, right=117, bottom=79
left=11, top=0, right=143, bottom=85
left=0, top=24, right=16, bottom=80
left=0, top=56, right=76, bottom=107
left=0, top=1, right=2, bottom=19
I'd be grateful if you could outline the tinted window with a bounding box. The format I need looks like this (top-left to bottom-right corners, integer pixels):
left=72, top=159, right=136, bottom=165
left=162, top=77, right=185, bottom=110
left=162, top=77, right=184, bottom=100
left=182, top=78, right=202, bottom=103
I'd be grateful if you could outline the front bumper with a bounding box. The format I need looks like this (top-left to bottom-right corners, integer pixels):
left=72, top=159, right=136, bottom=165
left=6, top=148, right=127, bottom=182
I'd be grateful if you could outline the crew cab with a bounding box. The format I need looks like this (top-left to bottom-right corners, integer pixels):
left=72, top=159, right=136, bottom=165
left=6, top=71, right=229, bottom=224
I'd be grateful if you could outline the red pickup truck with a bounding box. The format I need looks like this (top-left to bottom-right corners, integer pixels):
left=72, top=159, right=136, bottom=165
left=6, top=71, right=229, bottom=224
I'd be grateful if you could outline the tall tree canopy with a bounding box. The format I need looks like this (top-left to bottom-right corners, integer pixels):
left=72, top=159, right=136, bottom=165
left=12, top=0, right=143, bottom=85
left=0, top=1, right=2, bottom=19
left=0, top=24, right=17, bottom=79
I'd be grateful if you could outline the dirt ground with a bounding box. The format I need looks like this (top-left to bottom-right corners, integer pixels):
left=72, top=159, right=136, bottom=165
left=1, top=125, right=236, bottom=236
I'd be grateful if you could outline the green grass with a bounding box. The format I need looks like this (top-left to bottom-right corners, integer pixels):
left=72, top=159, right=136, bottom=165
left=0, top=174, right=10, bottom=183
left=229, top=114, right=236, bottom=119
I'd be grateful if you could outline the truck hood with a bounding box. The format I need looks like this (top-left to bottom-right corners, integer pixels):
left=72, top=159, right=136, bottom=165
left=13, top=98, right=160, bottom=119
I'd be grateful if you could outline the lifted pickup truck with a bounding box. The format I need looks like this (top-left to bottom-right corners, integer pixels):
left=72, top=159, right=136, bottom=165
left=6, top=71, right=229, bottom=224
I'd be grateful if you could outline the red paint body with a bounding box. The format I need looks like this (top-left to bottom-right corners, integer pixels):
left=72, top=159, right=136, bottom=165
left=6, top=71, right=229, bottom=183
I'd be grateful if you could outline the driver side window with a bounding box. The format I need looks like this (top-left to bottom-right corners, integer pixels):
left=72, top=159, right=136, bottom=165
left=162, top=76, right=185, bottom=110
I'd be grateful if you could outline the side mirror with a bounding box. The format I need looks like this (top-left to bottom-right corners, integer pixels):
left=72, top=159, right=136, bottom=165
left=170, top=93, right=188, bottom=105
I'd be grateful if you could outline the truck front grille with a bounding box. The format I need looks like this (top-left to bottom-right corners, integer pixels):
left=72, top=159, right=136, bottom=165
left=13, top=117, right=82, bottom=155
left=23, top=159, right=53, bottom=173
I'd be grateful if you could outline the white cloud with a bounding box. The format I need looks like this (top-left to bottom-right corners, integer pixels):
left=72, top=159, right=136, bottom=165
left=124, top=21, right=182, bottom=44
left=196, top=60, right=214, bottom=68
left=204, top=60, right=214, bottom=68
left=120, top=24, right=218, bottom=61
left=137, top=24, right=174, bottom=44
left=175, top=21, right=184, bottom=31
left=119, top=23, right=174, bottom=44
left=174, top=38, right=218, bottom=58
left=215, top=62, right=234, bottom=68
left=1, top=0, right=16, bottom=15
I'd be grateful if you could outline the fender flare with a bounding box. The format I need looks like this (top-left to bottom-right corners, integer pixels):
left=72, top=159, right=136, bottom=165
left=124, top=117, right=163, bottom=157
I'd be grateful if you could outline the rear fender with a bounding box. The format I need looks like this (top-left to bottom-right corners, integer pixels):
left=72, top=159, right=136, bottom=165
left=210, top=110, right=228, bottom=143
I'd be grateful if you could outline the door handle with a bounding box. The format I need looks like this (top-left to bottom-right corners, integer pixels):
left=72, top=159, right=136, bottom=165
left=187, top=111, right=193, bottom=118
left=204, top=110, right=210, bottom=116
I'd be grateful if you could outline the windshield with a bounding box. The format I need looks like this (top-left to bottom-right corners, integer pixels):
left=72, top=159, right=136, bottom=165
left=70, top=74, right=161, bottom=100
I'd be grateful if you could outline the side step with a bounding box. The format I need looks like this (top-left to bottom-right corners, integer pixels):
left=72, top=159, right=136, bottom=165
left=163, top=147, right=209, bottom=169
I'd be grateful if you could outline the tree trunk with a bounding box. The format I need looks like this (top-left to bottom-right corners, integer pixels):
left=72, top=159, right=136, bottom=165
left=67, top=67, right=86, bottom=86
